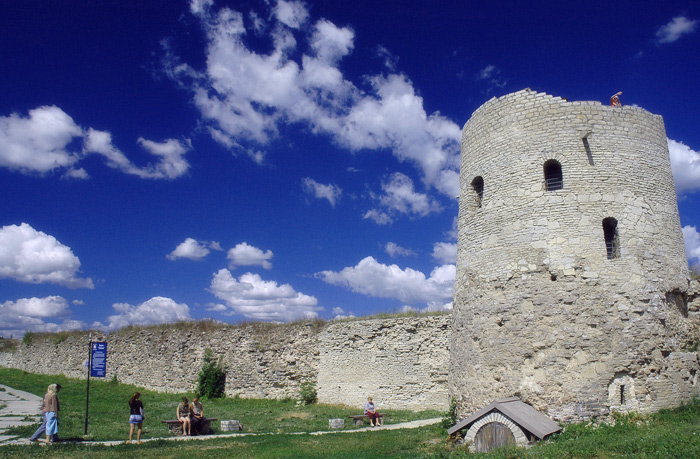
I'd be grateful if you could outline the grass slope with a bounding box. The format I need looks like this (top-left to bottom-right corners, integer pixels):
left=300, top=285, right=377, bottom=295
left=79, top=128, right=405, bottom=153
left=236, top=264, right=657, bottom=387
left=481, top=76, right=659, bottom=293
left=1, top=367, right=699, bottom=458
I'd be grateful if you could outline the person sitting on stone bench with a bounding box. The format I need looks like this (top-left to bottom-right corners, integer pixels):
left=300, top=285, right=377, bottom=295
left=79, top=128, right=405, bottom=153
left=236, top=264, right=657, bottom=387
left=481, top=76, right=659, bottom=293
left=177, top=396, right=191, bottom=436
left=189, top=396, right=205, bottom=434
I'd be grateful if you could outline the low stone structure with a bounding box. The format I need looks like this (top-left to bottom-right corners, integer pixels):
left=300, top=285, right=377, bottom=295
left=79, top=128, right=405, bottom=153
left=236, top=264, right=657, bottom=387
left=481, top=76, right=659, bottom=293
left=0, top=313, right=451, bottom=411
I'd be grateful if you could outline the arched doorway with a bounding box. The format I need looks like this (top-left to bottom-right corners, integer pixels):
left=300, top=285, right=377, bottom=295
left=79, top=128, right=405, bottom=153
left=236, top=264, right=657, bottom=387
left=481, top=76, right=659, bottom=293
left=473, top=421, right=516, bottom=452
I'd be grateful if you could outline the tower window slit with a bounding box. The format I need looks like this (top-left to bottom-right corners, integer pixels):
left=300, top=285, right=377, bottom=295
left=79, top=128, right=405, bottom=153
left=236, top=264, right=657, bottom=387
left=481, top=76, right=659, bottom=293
left=471, top=176, right=484, bottom=208
left=603, top=217, right=620, bottom=259
left=543, top=160, right=563, bottom=191
left=620, top=385, right=626, bottom=405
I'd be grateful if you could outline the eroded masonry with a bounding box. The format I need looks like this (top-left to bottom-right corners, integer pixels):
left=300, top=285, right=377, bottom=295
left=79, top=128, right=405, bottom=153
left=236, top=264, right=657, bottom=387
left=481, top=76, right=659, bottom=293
left=451, top=89, right=698, bottom=421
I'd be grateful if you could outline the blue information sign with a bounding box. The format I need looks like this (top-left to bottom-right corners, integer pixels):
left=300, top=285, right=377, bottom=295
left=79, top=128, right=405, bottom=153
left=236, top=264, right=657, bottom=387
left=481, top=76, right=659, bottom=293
left=90, top=342, right=107, bottom=377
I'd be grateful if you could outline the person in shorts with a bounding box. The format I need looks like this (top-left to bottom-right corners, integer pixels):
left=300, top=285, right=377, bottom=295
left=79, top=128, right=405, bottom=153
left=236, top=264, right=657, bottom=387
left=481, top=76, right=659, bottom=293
left=128, top=392, right=144, bottom=443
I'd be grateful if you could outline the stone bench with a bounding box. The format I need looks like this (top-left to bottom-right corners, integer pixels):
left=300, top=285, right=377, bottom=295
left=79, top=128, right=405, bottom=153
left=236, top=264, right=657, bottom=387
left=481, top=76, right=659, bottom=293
left=347, top=414, right=384, bottom=426
left=162, top=418, right=217, bottom=435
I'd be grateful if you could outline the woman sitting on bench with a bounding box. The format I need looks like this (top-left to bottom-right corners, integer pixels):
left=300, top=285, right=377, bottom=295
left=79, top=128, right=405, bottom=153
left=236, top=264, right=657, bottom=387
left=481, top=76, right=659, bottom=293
left=190, top=397, right=204, bottom=434
left=177, top=397, right=191, bottom=436
left=364, top=396, right=381, bottom=427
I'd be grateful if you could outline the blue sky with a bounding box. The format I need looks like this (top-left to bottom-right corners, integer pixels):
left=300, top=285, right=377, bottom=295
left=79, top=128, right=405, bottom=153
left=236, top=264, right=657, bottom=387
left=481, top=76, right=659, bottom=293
left=1, top=0, right=699, bottom=337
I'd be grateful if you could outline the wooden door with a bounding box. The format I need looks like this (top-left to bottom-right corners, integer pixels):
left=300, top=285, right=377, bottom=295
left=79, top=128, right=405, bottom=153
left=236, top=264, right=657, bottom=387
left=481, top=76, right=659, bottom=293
left=473, top=421, right=515, bottom=453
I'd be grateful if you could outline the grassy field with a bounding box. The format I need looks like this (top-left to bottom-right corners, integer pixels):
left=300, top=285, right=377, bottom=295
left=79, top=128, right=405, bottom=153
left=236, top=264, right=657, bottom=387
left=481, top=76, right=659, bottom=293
left=1, top=367, right=700, bottom=458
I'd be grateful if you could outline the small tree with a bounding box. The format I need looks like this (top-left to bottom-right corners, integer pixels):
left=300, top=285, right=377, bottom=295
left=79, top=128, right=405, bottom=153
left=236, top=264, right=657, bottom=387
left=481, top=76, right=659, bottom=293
left=298, top=380, right=317, bottom=405
left=197, top=348, right=227, bottom=399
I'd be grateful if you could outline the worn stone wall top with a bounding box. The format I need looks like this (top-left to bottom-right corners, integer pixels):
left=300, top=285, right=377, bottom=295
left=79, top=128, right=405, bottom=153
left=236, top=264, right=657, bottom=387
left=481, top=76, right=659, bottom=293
left=456, top=88, right=687, bottom=288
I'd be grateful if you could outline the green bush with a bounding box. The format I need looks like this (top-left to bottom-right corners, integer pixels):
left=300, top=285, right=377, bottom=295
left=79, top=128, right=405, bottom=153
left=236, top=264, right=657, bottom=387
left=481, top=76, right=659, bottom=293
left=197, top=348, right=227, bottom=399
left=22, top=331, right=35, bottom=347
left=298, top=380, right=317, bottom=405
left=441, top=397, right=458, bottom=429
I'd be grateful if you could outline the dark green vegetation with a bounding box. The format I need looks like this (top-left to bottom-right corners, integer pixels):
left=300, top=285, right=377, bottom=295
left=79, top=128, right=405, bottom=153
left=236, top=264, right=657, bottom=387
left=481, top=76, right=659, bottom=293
left=1, top=367, right=700, bottom=458
left=196, top=348, right=227, bottom=399
left=298, top=380, right=317, bottom=405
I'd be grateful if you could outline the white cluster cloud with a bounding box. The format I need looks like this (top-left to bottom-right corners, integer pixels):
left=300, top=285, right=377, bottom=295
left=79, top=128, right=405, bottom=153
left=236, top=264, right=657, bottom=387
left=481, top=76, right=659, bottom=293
left=168, top=238, right=222, bottom=260
left=683, top=225, right=700, bottom=269
left=302, top=177, right=342, bottom=207
left=668, top=139, right=700, bottom=195
left=364, top=173, right=442, bottom=224
left=227, top=242, right=274, bottom=269
left=0, top=296, right=86, bottom=338
left=0, top=223, right=94, bottom=288
left=0, top=105, right=82, bottom=174
left=432, top=242, right=457, bottom=264
left=385, top=242, right=415, bottom=258
left=172, top=0, right=460, bottom=199
left=0, top=105, right=190, bottom=179
left=209, top=269, right=320, bottom=321
left=93, top=296, right=192, bottom=332
left=316, top=256, right=454, bottom=310
left=656, top=16, right=697, bottom=44
left=330, top=306, right=355, bottom=320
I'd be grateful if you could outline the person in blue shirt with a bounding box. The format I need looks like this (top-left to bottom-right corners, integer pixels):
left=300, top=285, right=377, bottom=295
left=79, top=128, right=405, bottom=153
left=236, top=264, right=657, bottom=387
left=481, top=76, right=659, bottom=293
left=364, top=396, right=381, bottom=427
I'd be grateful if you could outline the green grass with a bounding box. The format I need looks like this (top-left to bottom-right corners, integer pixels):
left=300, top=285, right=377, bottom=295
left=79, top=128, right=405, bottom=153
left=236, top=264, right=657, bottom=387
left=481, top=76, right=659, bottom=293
left=0, top=367, right=439, bottom=441
left=1, top=367, right=699, bottom=458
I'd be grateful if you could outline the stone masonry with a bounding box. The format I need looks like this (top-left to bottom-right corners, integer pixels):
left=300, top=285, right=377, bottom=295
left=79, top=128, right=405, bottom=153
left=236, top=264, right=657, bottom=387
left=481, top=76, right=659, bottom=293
left=317, top=315, right=450, bottom=411
left=0, top=314, right=451, bottom=411
left=451, top=88, right=699, bottom=422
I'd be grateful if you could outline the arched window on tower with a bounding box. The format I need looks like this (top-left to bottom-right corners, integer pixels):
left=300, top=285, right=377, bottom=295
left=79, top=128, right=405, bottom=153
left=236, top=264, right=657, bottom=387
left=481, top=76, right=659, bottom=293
left=603, top=217, right=620, bottom=259
left=543, top=160, right=563, bottom=191
left=471, top=176, right=484, bottom=208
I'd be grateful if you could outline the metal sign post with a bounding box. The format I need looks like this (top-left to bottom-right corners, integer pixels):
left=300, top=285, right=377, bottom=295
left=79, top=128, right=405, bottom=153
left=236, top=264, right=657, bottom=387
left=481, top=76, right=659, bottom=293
left=85, top=336, right=107, bottom=435
left=85, top=333, right=92, bottom=435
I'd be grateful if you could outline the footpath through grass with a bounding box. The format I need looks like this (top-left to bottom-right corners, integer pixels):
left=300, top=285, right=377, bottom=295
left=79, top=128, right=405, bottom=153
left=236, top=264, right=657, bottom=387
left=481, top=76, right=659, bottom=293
left=2, top=367, right=700, bottom=458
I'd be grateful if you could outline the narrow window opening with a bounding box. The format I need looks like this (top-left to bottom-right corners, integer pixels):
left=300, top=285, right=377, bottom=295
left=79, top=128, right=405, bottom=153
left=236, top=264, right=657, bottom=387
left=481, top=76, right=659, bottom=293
left=582, top=132, right=595, bottom=165
left=603, top=217, right=620, bottom=259
left=620, top=385, right=626, bottom=405
left=543, top=160, right=563, bottom=191
left=471, top=176, right=484, bottom=208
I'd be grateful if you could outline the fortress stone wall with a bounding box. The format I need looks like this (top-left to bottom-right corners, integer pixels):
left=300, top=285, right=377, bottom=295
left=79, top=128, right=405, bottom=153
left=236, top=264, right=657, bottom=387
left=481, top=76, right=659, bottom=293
left=317, top=315, right=450, bottom=411
left=0, top=314, right=451, bottom=411
left=451, top=89, right=699, bottom=422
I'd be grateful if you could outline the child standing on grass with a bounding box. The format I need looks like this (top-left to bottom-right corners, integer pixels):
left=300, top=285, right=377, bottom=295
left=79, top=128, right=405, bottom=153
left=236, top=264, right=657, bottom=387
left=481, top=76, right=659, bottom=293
left=128, top=392, right=144, bottom=444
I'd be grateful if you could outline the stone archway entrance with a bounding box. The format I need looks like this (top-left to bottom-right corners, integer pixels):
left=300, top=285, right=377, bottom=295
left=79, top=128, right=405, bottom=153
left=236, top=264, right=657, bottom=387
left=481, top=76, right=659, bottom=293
left=473, top=421, right=516, bottom=452
left=463, top=411, right=529, bottom=453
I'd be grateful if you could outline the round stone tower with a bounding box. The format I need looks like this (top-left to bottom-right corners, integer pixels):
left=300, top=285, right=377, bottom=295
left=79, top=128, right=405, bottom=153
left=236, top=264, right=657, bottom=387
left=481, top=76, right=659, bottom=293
left=450, top=89, right=697, bottom=422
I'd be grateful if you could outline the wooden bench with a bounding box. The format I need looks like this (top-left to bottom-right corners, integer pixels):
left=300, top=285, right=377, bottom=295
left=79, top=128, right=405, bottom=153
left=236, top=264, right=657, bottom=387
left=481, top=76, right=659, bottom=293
left=162, top=418, right=218, bottom=435
left=347, top=414, right=385, bottom=426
